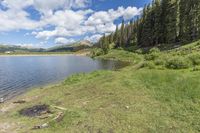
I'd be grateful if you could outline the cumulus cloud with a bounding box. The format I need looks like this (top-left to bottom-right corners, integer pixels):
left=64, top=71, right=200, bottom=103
left=85, top=6, right=142, bottom=26
left=55, top=37, right=75, bottom=44
left=84, top=34, right=103, bottom=42
left=0, top=0, right=142, bottom=45
left=33, top=0, right=91, bottom=16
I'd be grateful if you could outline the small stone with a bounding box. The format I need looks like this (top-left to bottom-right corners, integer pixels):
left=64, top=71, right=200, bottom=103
left=0, top=98, right=4, bottom=103
left=32, top=123, right=49, bottom=130
left=125, top=106, right=130, bottom=109
left=41, top=123, right=49, bottom=128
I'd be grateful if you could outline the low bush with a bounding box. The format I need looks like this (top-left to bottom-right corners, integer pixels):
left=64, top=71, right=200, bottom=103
left=166, top=56, right=191, bottom=69
left=135, top=49, right=143, bottom=54
left=141, top=61, right=156, bottom=69
left=154, top=58, right=165, bottom=66
left=188, top=53, right=200, bottom=66
left=149, top=47, right=160, bottom=54
left=192, top=66, right=200, bottom=71
left=91, top=48, right=104, bottom=57
left=145, top=47, right=161, bottom=61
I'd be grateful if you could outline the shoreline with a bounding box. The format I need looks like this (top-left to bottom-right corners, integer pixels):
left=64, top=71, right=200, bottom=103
left=0, top=52, right=90, bottom=57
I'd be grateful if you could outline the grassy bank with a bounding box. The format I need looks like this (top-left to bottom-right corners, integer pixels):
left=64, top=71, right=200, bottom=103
left=0, top=42, right=200, bottom=132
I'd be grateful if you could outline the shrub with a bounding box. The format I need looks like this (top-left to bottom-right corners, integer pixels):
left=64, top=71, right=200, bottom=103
left=145, top=53, right=160, bottom=60
left=154, top=58, right=165, bottom=66
left=149, top=47, right=160, bottom=54
left=117, top=47, right=124, bottom=50
left=91, top=48, right=104, bottom=57
left=166, top=56, right=191, bottom=69
left=109, top=43, right=116, bottom=49
left=188, top=53, right=200, bottom=66
left=145, top=47, right=161, bottom=61
left=192, top=66, right=200, bottom=71
left=135, top=49, right=143, bottom=54
left=141, top=61, right=156, bottom=69
left=125, top=46, right=135, bottom=51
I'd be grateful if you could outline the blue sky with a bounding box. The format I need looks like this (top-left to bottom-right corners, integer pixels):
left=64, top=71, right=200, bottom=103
left=0, top=0, right=151, bottom=48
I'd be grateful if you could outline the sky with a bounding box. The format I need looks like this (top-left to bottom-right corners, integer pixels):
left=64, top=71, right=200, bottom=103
left=0, top=0, right=151, bottom=48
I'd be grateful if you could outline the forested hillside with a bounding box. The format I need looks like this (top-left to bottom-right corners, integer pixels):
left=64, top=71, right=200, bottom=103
left=98, top=0, right=200, bottom=50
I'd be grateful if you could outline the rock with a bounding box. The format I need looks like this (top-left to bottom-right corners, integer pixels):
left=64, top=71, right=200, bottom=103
left=32, top=123, right=49, bottom=130
left=125, top=106, right=130, bottom=109
left=0, top=98, right=4, bottom=103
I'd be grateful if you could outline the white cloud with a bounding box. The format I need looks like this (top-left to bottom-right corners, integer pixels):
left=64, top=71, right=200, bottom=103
left=0, top=0, right=142, bottom=46
left=55, top=37, right=75, bottom=44
left=85, top=6, right=142, bottom=26
left=2, top=0, right=33, bottom=10
left=0, top=9, right=42, bottom=31
left=33, top=6, right=141, bottom=40
left=33, top=0, right=92, bottom=16
left=84, top=34, right=102, bottom=42
left=15, top=43, right=43, bottom=48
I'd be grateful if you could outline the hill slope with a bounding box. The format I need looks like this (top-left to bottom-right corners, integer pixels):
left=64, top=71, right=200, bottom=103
left=47, top=40, right=92, bottom=52
left=0, top=45, right=44, bottom=53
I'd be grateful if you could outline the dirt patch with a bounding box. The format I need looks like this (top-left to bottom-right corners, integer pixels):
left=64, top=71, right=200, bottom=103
left=19, top=104, right=50, bottom=117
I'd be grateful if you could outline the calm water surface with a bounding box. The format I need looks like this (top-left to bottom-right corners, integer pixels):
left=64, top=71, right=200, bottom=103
left=0, top=55, right=127, bottom=100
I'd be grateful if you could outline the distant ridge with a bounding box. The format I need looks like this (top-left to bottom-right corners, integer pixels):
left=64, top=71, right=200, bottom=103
left=0, top=44, right=44, bottom=53
left=46, top=40, right=93, bottom=52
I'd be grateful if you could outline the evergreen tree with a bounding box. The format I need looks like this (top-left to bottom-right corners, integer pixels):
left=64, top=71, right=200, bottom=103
left=120, top=19, right=125, bottom=47
left=97, top=0, right=200, bottom=50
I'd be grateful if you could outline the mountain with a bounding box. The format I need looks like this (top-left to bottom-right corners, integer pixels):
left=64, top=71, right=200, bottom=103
left=46, top=40, right=93, bottom=52
left=0, top=44, right=44, bottom=53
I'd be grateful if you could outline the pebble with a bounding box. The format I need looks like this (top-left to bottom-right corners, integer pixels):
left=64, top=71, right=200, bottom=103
left=0, top=98, right=4, bottom=103
left=125, top=106, right=130, bottom=109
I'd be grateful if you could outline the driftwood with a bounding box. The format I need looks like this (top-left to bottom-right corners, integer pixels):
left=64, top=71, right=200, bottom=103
left=13, top=100, right=26, bottom=104
left=51, top=105, right=67, bottom=111
left=32, top=111, right=65, bottom=130
left=32, top=123, right=49, bottom=130
left=53, top=112, right=65, bottom=122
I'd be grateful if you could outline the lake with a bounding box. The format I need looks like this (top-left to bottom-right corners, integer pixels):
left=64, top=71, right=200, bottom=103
left=0, top=55, right=127, bottom=100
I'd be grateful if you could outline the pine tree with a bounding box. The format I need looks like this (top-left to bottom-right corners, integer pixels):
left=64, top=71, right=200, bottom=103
left=114, top=25, right=119, bottom=47
left=101, top=34, right=109, bottom=54
left=120, top=19, right=125, bottom=47
left=97, top=0, right=200, bottom=50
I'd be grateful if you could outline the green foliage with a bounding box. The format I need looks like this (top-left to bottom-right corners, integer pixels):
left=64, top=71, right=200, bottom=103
left=91, top=48, right=104, bottom=57
left=188, top=53, right=200, bottom=66
left=154, top=58, right=165, bottom=66
left=109, top=42, right=116, bottom=49
left=149, top=47, right=160, bottom=54
left=144, top=53, right=158, bottom=61
left=192, top=66, right=200, bottom=71
left=97, top=0, right=200, bottom=49
left=135, top=49, right=143, bottom=54
left=166, top=56, right=191, bottom=69
left=141, top=61, right=156, bottom=69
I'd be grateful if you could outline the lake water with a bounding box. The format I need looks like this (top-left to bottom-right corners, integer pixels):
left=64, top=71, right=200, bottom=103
left=0, top=55, right=127, bottom=100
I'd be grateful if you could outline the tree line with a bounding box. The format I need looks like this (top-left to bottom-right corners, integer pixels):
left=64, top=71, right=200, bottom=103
left=98, top=0, right=200, bottom=51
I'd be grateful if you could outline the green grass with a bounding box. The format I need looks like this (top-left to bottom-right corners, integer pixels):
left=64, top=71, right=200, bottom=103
left=1, top=41, right=200, bottom=132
